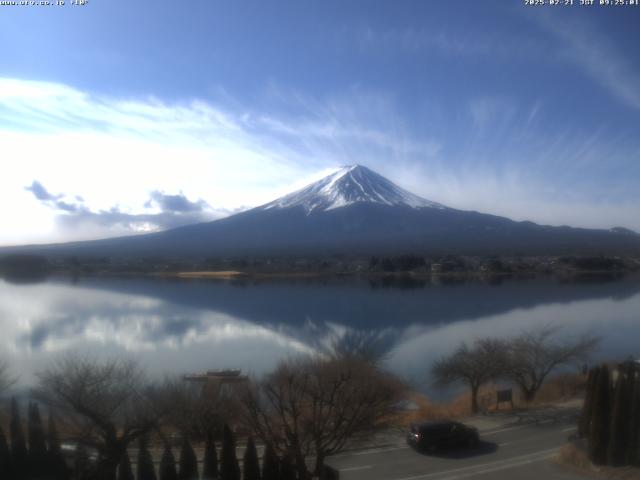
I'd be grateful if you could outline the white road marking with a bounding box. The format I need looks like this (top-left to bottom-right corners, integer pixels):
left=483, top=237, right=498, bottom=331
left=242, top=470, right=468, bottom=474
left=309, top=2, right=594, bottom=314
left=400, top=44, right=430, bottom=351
left=390, top=448, right=559, bottom=480
left=497, top=442, right=513, bottom=447
left=340, top=465, right=372, bottom=472
left=436, top=453, right=554, bottom=480
left=481, top=425, right=530, bottom=436
left=561, top=427, right=577, bottom=432
left=333, top=446, right=406, bottom=458
left=482, top=419, right=555, bottom=436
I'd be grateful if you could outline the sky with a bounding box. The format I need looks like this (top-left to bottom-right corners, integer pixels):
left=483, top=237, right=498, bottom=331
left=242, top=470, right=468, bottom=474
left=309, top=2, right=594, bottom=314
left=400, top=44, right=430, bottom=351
left=1, top=0, right=639, bottom=245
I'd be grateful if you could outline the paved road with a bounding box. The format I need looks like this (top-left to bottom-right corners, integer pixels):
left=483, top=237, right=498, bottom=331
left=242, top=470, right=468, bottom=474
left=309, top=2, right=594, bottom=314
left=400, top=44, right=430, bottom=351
left=326, top=417, right=587, bottom=480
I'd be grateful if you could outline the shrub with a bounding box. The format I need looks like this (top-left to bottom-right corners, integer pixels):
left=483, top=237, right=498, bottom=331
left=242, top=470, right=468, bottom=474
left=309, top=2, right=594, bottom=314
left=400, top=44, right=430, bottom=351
left=588, top=365, right=611, bottom=465
left=118, top=451, right=135, bottom=480
left=261, top=443, right=278, bottom=480
left=202, top=431, right=220, bottom=480
left=178, top=437, right=199, bottom=480
left=28, top=402, right=48, bottom=478
left=137, top=437, right=158, bottom=480
left=220, top=425, right=240, bottom=480
left=242, top=436, right=260, bottom=480
left=160, top=444, right=178, bottom=480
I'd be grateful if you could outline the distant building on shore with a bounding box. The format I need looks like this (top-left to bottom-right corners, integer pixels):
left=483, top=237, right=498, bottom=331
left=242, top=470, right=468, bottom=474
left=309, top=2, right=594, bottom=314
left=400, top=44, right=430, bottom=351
left=183, top=369, right=249, bottom=398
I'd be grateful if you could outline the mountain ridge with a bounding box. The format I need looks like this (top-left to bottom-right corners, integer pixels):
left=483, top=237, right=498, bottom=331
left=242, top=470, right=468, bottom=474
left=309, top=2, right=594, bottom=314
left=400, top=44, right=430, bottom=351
left=1, top=165, right=639, bottom=257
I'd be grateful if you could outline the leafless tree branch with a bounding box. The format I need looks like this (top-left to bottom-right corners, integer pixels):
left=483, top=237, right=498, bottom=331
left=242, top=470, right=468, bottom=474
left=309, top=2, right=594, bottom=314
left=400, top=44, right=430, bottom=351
left=242, top=355, right=406, bottom=479
left=34, top=354, right=167, bottom=480
left=504, top=326, right=599, bottom=402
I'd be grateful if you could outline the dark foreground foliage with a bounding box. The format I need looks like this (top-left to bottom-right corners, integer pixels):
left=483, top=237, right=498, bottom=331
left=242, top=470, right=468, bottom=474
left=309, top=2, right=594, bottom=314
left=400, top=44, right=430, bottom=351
left=581, top=361, right=640, bottom=467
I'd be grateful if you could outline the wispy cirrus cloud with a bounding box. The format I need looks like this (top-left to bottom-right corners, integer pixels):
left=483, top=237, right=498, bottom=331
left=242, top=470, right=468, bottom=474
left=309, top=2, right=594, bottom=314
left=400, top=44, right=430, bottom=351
left=532, top=13, right=640, bottom=111
left=349, top=25, right=542, bottom=60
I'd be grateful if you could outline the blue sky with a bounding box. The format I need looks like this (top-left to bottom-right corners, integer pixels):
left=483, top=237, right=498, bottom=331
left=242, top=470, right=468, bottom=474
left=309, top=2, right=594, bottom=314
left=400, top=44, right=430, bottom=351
left=1, top=0, right=639, bottom=244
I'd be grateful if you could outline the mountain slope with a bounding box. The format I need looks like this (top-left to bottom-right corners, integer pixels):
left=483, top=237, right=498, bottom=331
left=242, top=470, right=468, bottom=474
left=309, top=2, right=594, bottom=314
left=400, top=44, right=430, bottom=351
left=3, top=165, right=640, bottom=257
left=261, top=165, right=444, bottom=213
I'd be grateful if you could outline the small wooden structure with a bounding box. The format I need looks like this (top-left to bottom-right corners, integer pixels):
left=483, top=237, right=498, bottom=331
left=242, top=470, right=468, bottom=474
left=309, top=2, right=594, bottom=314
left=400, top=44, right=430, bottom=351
left=183, top=369, right=248, bottom=399
left=496, top=388, right=514, bottom=410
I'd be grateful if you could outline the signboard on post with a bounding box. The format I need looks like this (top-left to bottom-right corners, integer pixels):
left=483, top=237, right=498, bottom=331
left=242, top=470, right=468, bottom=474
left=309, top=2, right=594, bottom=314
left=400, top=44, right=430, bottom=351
left=496, top=389, right=514, bottom=409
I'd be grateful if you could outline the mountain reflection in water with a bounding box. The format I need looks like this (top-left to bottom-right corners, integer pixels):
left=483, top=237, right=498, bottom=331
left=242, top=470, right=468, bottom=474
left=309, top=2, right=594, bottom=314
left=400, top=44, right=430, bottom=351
left=1, top=274, right=638, bottom=399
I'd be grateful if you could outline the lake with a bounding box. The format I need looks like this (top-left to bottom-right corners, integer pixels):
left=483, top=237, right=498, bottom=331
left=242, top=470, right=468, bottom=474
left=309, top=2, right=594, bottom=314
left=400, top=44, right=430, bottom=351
left=1, top=274, right=639, bottom=399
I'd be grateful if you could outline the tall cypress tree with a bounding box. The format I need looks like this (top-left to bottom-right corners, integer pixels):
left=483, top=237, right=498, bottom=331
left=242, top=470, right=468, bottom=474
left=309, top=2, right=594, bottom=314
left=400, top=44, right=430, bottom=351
left=74, top=443, right=91, bottom=480
left=159, top=444, right=178, bottom=480
left=608, top=365, right=632, bottom=466
left=0, top=426, right=12, bottom=480
left=589, top=365, right=611, bottom=465
left=137, top=437, right=158, bottom=480
left=578, top=368, right=597, bottom=438
left=279, top=455, right=296, bottom=480
left=243, top=436, right=260, bottom=480
left=48, top=413, right=70, bottom=480
left=118, top=450, right=135, bottom=480
left=28, top=402, right=48, bottom=478
left=202, top=431, right=219, bottom=480
left=261, top=443, right=278, bottom=480
left=220, top=425, right=240, bottom=480
left=626, top=370, right=640, bottom=466
left=10, top=398, right=28, bottom=480
left=178, top=437, right=199, bottom=480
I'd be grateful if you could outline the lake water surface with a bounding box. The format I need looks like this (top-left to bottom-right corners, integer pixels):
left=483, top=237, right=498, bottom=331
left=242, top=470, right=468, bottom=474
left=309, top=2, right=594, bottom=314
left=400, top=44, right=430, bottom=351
left=1, top=274, right=639, bottom=398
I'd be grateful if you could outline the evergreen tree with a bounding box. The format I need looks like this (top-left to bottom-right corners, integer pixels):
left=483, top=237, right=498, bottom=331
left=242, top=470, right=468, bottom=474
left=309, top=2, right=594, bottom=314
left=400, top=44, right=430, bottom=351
left=0, top=426, right=13, bottom=480
left=73, top=443, right=91, bottom=480
left=159, top=444, right=178, bottom=480
left=118, top=451, right=135, bottom=480
left=588, top=365, right=611, bottom=465
left=28, top=402, right=49, bottom=478
left=578, top=368, right=597, bottom=438
left=242, top=436, right=260, bottom=480
left=202, top=432, right=219, bottom=480
left=10, top=398, right=28, bottom=480
left=220, top=425, right=240, bottom=480
left=137, top=437, right=158, bottom=480
left=48, top=413, right=70, bottom=480
left=260, top=443, right=278, bottom=480
left=178, top=437, right=199, bottom=480
left=608, top=365, right=632, bottom=466
left=278, top=455, right=296, bottom=480
left=627, top=370, right=640, bottom=466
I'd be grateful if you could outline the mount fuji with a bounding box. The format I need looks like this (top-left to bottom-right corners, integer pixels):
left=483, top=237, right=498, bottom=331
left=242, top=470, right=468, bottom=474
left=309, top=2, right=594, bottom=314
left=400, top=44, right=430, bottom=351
left=5, top=165, right=639, bottom=257
left=260, top=165, right=445, bottom=213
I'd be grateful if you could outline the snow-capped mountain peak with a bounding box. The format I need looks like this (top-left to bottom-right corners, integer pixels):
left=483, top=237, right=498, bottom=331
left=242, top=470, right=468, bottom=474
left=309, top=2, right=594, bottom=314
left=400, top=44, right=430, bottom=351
left=261, top=164, right=446, bottom=214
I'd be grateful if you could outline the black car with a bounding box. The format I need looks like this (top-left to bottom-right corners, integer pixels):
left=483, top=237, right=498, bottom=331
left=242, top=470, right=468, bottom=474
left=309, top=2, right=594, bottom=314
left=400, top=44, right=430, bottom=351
left=407, top=421, right=480, bottom=452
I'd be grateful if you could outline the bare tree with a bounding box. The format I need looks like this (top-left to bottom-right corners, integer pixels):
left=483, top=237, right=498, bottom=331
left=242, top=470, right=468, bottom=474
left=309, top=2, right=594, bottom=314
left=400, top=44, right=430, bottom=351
left=504, top=326, right=599, bottom=402
left=155, top=377, right=237, bottom=440
left=431, top=338, right=507, bottom=414
left=329, top=329, right=396, bottom=365
left=34, top=355, right=166, bottom=480
left=243, top=356, right=406, bottom=479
